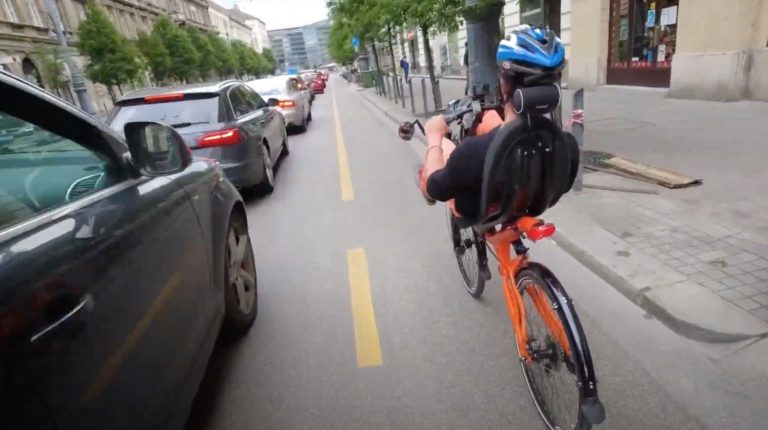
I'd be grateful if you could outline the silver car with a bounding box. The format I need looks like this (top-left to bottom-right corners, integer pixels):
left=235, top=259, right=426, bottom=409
left=247, top=76, right=312, bottom=132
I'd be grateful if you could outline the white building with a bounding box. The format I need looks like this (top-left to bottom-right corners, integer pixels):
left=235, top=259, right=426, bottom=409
left=234, top=1, right=269, bottom=52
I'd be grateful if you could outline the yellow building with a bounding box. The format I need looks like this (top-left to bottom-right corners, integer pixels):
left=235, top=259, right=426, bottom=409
left=568, top=0, right=768, bottom=101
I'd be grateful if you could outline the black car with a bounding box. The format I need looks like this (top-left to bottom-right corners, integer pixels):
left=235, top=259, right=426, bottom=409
left=0, top=71, right=258, bottom=429
left=108, top=80, right=288, bottom=193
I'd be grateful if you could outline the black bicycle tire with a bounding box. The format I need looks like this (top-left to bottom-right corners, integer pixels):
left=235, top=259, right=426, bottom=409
left=448, top=211, right=485, bottom=298
left=515, top=263, right=595, bottom=430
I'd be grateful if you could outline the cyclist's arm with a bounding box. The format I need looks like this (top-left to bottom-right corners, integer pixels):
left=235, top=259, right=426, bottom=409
left=426, top=140, right=477, bottom=202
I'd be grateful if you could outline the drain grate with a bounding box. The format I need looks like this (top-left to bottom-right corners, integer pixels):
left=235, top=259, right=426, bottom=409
left=583, top=150, right=614, bottom=166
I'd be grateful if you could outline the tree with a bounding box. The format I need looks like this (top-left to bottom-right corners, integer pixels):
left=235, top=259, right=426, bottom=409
left=186, top=28, right=219, bottom=80
left=32, top=45, right=67, bottom=94
left=230, top=40, right=257, bottom=79
left=77, top=1, right=142, bottom=99
left=207, top=34, right=237, bottom=78
left=137, top=31, right=171, bottom=84
left=328, top=19, right=356, bottom=64
left=153, top=16, right=200, bottom=82
left=261, top=48, right=277, bottom=74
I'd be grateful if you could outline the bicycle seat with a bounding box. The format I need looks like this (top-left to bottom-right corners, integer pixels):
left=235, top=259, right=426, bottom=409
left=470, top=88, right=579, bottom=233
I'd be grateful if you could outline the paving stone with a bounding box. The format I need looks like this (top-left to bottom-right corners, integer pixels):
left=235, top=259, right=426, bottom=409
left=722, top=265, right=745, bottom=276
left=751, top=259, right=768, bottom=270
left=752, top=269, right=768, bottom=281
left=678, top=255, right=699, bottom=265
left=719, top=289, right=744, bottom=301
left=728, top=252, right=761, bottom=264
left=737, top=273, right=760, bottom=284
left=666, top=258, right=685, bottom=268
left=749, top=308, right=768, bottom=323
left=677, top=265, right=698, bottom=276
left=704, top=269, right=728, bottom=280
left=701, top=279, right=728, bottom=292
left=737, top=262, right=760, bottom=273
left=721, top=277, right=743, bottom=288
left=734, top=298, right=762, bottom=311
left=657, top=244, right=674, bottom=253
left=668, top=249, right=688, bottom=259
left=692, top=262, right=712, bottom=272
left=750, top=282, right=768, bottom=293
left=689, top=272, right=710, bottom=284
left=736, top=285, right=760, bottom=296
left=752, top=294, right=768, bottom=306
left=696, top=250, right=728, bottom=262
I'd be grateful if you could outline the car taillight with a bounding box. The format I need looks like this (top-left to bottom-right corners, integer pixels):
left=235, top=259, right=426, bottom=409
left=144, top=93, right=184, bottom=103
left=196, top=128, right=241, bottom=147
left=278, top=100, right=296, bottom=108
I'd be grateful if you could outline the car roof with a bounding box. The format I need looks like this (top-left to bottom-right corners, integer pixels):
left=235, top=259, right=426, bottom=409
left=118, top=79, right=242, bottom=102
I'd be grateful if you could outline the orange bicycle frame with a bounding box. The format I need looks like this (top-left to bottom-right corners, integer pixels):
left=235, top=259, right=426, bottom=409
left=484, top=217, right=571, bottom=362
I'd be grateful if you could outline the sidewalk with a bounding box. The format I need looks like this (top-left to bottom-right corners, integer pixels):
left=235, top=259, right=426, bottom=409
left=353, top=76, right=768, bottom=344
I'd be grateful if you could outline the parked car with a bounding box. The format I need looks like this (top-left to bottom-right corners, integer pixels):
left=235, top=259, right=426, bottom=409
left=310, top=77, right=326, bottom=94
left=0, top=70, right=258, bottom=430
left=301, top=73, right=317, bottom=103
left=108, top=80, right=288, bottom=193
left=247, top=76, right=312, bottom=132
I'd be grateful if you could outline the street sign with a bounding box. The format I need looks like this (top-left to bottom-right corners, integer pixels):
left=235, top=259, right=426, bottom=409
left=287, top=67, right=298, bottom=75
left=351, top=36, right=360, bottom=48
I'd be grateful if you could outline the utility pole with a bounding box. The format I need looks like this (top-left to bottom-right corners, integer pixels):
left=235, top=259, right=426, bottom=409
left=462, top=0, right=504, bottom=105
left=44, top=0, right=95, bottom=115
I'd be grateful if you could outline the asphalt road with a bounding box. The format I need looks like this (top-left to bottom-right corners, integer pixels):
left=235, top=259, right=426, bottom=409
left=184, top=78, right=765, bottom=430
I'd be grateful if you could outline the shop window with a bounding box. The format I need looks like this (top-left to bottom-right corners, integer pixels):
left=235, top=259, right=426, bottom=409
left=610, top=0, right=678, bottom=68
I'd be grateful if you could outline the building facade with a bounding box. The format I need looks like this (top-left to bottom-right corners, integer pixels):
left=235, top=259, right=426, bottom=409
left=303, top=19, right=330, bottom=68
left=232, top=0, right=268, bottom=52
left=268, top=26, right=307, bottom=70
left=1, top=0, right=212, bottom=116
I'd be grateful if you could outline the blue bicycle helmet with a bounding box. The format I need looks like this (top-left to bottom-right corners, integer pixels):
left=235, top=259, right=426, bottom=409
left=497, top=25, right=565, bottom=85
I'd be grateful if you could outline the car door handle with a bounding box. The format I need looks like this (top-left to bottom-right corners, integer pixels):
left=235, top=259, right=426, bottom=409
left=30, top=294, right=94, bottom=343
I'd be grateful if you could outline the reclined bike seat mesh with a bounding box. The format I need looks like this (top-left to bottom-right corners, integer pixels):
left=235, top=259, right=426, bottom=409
left=472, top=115, right=579, bottom=233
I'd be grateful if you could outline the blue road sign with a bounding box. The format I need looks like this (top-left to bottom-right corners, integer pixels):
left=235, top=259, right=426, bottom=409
left=352, top=36, right=360, bottom=48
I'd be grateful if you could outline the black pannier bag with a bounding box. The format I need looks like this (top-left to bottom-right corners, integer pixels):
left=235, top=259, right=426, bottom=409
left=473, top=84, right=579, bottom=232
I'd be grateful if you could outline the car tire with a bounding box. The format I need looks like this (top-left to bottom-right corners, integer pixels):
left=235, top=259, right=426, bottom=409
left=257, top=143, right=275, bottom=194
left=296, top=113, right=308, bottom=133
left=221, top=211, right=257, bottom=338
left=281, top=134, right=290, bottom=156
left=307, top=108, right=312, bottom=122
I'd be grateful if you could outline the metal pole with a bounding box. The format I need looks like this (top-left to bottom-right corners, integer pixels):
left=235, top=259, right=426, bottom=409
left=573, top=89, right=585, bottom=192
left=408, top=78, right=415, bottom=113
left=421, top=78, right=427, bottom=116
left=44, top=0, right=95, bottom=115
left=433, top=79, right=442, bottom=111
left=463, top=0, right=503, bottom=105
left=385, top=75, right=391, bottom=99
left=400, top=77, right=406, bottom=108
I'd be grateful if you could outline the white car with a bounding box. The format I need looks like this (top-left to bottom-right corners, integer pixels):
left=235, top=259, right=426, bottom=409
left=247, top=76, right=312, bottom=132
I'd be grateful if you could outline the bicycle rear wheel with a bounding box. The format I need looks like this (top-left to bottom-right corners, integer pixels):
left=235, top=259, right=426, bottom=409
left=515, top=263, right=604, bottom=430
left=448, top=210, right=486, bottom=298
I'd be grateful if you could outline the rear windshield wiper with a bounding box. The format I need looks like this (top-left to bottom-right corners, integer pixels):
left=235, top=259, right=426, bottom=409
left=170, top=121, right=210, bottom=129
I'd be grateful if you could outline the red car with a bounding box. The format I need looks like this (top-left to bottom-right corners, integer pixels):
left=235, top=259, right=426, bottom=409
left=310, top=77, right=325, bottom=94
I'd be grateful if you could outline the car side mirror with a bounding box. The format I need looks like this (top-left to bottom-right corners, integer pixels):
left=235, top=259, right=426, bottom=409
left=124, top=122, right=191, bottom=176
left=268, top=98, right=279, bottom=107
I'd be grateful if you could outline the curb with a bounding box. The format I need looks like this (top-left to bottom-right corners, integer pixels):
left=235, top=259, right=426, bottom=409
left=350, top=80, right=768, bottom=343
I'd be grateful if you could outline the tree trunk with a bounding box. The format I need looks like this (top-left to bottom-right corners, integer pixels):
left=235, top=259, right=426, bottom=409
left=371, top=42, right=385, bottom=96
left=386, top=24, right=400, bottom=98
left=421, top=26, right=441, bottom=111
left=107, top=85, right=117, bottom=103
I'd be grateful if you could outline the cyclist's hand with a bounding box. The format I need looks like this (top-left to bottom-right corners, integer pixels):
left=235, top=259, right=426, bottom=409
left=425, top=115, right=450, bottom=138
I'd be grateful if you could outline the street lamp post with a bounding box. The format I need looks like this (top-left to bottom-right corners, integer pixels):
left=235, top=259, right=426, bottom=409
left=44, top=0, right=95, bottom=114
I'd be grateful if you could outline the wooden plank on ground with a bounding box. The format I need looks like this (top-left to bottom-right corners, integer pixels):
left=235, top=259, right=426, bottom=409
left=602, top=156, right=703, bottom=189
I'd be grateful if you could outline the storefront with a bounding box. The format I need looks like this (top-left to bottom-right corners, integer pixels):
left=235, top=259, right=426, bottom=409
left=607, top=0, right=679, bottom=87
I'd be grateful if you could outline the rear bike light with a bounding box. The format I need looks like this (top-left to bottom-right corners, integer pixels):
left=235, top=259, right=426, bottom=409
left=143, top=93, right=184, bottom=103
left=526, top=223, right=556, bottom=242
left=278, top=100, right=296, bottom=108
left=196, top=128, right=241, bottom=147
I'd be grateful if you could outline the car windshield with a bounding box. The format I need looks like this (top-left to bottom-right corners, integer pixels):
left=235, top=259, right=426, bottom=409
left=249, top=79, right=286, bottom=96
left=108, top=96, right=219, bottom=133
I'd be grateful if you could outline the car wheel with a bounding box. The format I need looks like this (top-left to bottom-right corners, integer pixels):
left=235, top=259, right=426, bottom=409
left=258, top=143, right=275, bottom=194
left=281, top=134, right=290, bottom=156
left=296, top=113, right=308, bottom=133
left=307, top=108, right=312, bottom=122
left=221, top=212, right=257, bottom=338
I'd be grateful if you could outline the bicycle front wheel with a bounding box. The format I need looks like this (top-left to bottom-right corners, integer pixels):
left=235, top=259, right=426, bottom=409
left=515, top=263, right=604, bottom=430
left=448, top=209, right=486, bottom=298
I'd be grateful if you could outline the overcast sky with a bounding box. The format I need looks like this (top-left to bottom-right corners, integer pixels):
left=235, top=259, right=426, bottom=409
left=214, top=0, right=330, bottom=30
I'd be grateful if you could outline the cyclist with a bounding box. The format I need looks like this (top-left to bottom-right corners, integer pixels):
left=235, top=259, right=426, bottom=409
left=418, top=26, right=569, bottom=220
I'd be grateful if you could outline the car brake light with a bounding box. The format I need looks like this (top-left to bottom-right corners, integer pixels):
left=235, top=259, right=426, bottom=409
left=196, top=128, right=241, bottom=147
left=144, top=93, right=184, bottom=103
left=278, top=100, right=296, bottom=108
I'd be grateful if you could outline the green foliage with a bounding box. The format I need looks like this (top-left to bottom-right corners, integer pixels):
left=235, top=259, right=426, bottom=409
left=77, top=1, right=142, bottom=87
left=32, top=44, right=66, bottom=91
left=261, top=48, right=277, bottom=74
left=137, top=31, right=171, bottom=83
left=328, top=19, right=357, bottom=64
left=153, top=16, right=200, bottom=82
left=207, top=33, right=238, bottom=78
left=185, top=28, right=219, bottom=80
left=229, top=40, right=264, bottom=78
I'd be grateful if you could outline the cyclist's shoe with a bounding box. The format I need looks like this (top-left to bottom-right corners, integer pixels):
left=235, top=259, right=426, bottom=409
left=417, top=167, right=436, bottom=205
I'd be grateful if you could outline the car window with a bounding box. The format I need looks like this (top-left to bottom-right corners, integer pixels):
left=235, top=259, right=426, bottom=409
left=0, top=111, right=122, bottom=230
left=229, top=86, right=257, bottom=117
left=242, top=86, right=268, bottom=109
left=287, top=79, right=299, bottom=93
left=108, top=96, right=220, bottom=133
